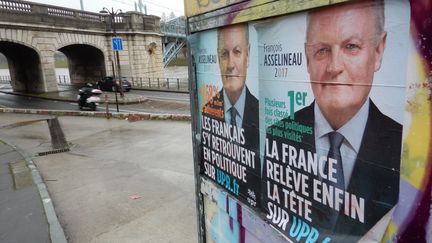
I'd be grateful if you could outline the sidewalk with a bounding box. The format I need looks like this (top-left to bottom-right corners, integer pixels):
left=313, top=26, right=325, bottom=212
left=0, top=139, right=65, bottom=243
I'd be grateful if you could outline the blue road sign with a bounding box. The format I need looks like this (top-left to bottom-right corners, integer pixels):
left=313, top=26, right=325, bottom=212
left=112, top=37, right=123, bottom=51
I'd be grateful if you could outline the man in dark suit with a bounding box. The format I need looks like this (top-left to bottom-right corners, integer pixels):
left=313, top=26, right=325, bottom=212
left=201, top=23, right=260, bottom=207
left=264, top=1, right=401, bottom=241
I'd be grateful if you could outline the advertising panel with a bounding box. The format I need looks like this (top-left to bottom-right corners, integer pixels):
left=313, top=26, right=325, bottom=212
left=259, top=1, right=408, bottom=241
left=193, top=23, right=261, bottom=209
left=189, top=0, right=432, bottom=242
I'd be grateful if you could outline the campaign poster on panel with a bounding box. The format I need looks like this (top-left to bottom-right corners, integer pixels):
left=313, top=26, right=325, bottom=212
left=258, top=0, right=409, bottom=242
left=192, top=24, right=261, bottom=208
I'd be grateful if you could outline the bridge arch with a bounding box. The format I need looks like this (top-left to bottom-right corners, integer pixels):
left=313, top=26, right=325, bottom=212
left=58, top=44, right=106, bottom=85
left=0, top=2, right=165, bottom=92
left=0, top=40, right=44, bottom=92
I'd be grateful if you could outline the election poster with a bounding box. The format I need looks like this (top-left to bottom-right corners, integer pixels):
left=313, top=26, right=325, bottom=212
left=258, top=0, right=409, bottom=242
left=191, top=24, right=261, bottom=208
left=189, top=0, right=432, bottom=242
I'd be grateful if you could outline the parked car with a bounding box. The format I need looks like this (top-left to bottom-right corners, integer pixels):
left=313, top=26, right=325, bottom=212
left=97, top=76, right=131, bottom=92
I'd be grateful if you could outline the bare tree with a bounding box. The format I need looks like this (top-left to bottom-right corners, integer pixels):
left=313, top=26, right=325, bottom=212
left=161, top=12, right=167, bottom=23
left=169, top=11, right=176, bottom=20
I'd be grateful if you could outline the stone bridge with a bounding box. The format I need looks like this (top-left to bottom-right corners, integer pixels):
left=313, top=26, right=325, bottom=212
left=0, top=0, right=164, bottom=92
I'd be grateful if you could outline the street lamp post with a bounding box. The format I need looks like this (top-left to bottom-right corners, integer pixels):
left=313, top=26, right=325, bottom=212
left=110, top=59, right=119, bottom=112
left=101, top=7, right=124, bottom=112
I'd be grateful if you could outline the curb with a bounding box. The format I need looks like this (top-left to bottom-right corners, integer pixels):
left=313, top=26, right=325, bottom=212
left=0, top=108, right=191, bottom=121
left=1, top=140, right=68, bottom=243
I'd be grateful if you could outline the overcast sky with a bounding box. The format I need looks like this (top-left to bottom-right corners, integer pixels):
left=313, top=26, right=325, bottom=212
left=25, top=0, right=185, bottom=17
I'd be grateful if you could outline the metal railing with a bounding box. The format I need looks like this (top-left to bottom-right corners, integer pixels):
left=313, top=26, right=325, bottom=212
left=0, top=75, right=11, bottom=83
left=160, top=16, right=186, bottom=38
left=163, top=39, right=185, bottom=67
left=56, top=75, right=70, bottom=84
left=55, top=76, right=189, bottom=93
left=130, top=77, right=189, bottom=92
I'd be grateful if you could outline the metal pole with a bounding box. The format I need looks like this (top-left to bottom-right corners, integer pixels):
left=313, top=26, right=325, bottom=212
left=111, top=59, right=119, bottom=112
left=116, top=50, right=124, bottom=97
left=80, top=0, right=84, bottom=11
left=106, top=7, right=121, bottom=112
left=109, top=8, right=124, bottom=98
left=114, top=88, right=119, bottom=112
left=105, top=94, right=110, bottom=118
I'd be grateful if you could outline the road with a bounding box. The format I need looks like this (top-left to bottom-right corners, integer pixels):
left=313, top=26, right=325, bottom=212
left=129, top=89, right=189, bottom=102
left=0, top=92, right=76, bottom=110
left=0, top=89, right=191, bottom=114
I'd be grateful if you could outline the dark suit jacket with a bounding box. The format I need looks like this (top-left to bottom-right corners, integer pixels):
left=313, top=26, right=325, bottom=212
left=201, top=87, right=261, bottom=207
left=263, top=99, right=401, bottom=241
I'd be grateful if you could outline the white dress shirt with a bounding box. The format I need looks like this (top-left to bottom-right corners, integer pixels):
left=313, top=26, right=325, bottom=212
left=314, top=99, right=370, bottom=189
left=223, top=87, right=246, bottom=128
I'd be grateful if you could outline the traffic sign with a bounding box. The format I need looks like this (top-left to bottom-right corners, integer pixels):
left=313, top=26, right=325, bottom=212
left=112, top=37, right=123, bottom=51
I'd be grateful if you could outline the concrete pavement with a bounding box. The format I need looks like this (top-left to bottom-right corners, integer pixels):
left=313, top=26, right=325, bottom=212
left=0, top=113, right=197, bottom=243
left=0, top=140, right=51, bottom=243
left=0, top=86, right=196, bottom=242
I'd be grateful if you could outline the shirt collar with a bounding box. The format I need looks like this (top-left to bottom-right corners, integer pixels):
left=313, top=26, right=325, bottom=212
left=223, top=86, right=246, bottom=120
left=314, top=99, right=369, bottom=153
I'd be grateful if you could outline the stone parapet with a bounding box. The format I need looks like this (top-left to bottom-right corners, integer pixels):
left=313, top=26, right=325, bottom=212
left=0, top=0, right=161, bottom=34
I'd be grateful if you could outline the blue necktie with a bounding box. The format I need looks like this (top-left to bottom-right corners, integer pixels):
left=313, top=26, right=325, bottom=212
left=230, top=107, right=237, bottom=127
left=324, top=131, right=345, bottom=229
left=327, top=131, right=345, bottom=189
